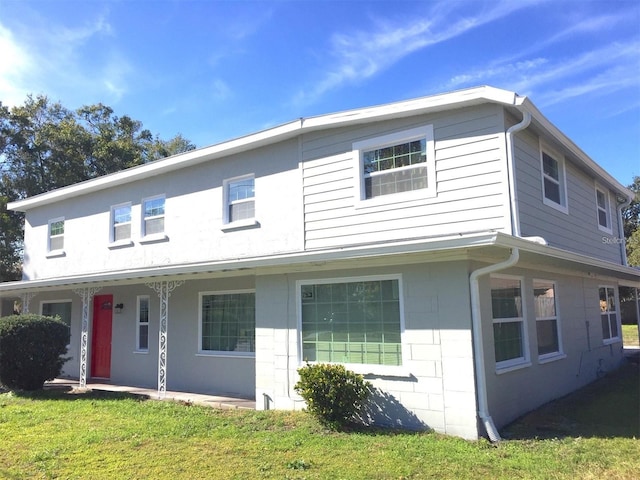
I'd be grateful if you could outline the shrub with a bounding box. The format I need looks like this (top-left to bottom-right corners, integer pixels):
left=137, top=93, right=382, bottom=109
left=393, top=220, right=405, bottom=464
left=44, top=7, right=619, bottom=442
left=0, top=314, right=70, bottom=390
left=294, top=363, right=371, bottom=428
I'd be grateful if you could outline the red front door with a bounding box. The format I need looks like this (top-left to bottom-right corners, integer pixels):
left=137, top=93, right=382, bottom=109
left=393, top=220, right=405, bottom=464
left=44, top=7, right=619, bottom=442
left=91, top=294, right=113, bottom=378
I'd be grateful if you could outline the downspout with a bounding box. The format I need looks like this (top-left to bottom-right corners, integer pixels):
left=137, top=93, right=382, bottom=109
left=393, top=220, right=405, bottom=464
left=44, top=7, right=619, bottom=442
left=616, top=194, right=632, bottom=266
left=469, top=110, right=530, bottom=442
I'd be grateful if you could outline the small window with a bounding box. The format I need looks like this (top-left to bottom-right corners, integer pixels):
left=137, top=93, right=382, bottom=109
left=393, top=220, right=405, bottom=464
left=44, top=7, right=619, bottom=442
left=41, top=300, right=72, bottom=344
left=533, top=280, right=562, bottom=358
left=48, top=218, right=65, bottom=252
left=353, top=125, right=436, bottom=203
left=142, top=196, right=165, bottom=237
left=136, top=296, right=150, bottom=351
left=599, top=286, right=619, bottom=342
left=199, top=291, right=255, bottom=354
left=540, top=147, right=567, bottom=213
left=595, top=187, right=612, bottom=233
left=224, top=176, right=255, bottom=224
left=491, top=276, right=528, bottom=369
left=111, top=203, right=132, bottom=243
left=299, top=276, right=403, bottom=367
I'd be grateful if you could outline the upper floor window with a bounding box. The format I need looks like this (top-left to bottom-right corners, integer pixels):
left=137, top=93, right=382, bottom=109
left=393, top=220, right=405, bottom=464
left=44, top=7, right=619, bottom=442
left=491, top=275, right=529, bottom=370
left=599, top=286, right=619, bottom=343
left=299, top=276, right=403, bottom=367
left=199, top=290, right=255, bottom=355
left=540, top=147, right=568, bottom=213
left=110, top=203, right=132, bottom=243
left=224, top=175, right=255, bottom=224
left=48, top=217, right=65, bottom=254
left=142, top=196, right=165, bottom=237
left=533, top=280, right=562, bottom=359
left=595, top=186, right=612, bottom=233
left=353, top=125, right=436, bottom=204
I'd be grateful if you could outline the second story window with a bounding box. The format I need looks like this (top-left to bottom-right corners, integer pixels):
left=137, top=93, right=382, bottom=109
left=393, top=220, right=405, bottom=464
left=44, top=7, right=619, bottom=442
left=353, top=125, right=436, bottom=203
left=595, top=187, right=611, bottom=233
left=48, top=217, right=65, bottom=253
left=224, top=175, right=255, bottom=224
left=142, top=196, right=165, bottom=237
left=111, top=203, right=132, bottom=243
left=540, top=147, right=568, bottom=213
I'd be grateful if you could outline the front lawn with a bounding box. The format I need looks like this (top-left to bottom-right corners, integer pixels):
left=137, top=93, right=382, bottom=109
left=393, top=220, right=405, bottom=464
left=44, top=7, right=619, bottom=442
left=0, top=363, right=638, bottom=479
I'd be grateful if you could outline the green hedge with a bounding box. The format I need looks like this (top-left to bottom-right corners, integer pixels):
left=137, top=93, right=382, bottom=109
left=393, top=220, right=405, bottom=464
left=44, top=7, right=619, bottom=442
left=0, top=314, right=70, bottom=390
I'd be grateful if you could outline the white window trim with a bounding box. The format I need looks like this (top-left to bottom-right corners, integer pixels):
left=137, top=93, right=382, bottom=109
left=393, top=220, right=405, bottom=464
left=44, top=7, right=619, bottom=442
left=352, top=125, right=436, bottom=208
left=296, top=274, right=409, bottom=377
left=222, top=174, right=258, bottom=228
left=197, top=289, right=256, bottom=357
left=46, top=216, right=66, bottom=257
left=140, top=194, right=168, bottom=243
left=40, top=299, right=72, bottom=346
left=135, top=295, right=150, bottom=353
left=539, top=142, right=568, bottom=214
left=491, top=274, right=530, bottom=371
left=109, top=202, right=134, bottom=248
left=599, top=285, right=621, bottom=344
left=533, top=279, right=564, bottom=362
left=595, top=184, right=613, bottom=234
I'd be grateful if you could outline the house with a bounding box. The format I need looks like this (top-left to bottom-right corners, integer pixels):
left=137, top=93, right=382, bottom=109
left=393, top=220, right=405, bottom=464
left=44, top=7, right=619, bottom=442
left=0, top=86, right=638, bottom=440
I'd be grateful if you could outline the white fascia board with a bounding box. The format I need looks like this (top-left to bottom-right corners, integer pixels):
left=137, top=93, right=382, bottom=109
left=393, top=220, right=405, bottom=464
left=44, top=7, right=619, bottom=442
left=8, top=86, right=521, bottom=212
left=517, top=99, right=633, bottom=201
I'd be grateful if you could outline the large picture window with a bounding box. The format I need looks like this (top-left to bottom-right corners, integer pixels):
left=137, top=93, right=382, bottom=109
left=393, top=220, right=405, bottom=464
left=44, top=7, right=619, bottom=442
left=300, top=277, right=403, bottom=366
left=599, top=286, right=619, bottom=342
left=353, top=125, right=435, bottom=202
left=199, top=291, right=255, bottom=354
left=491, top=276, right=528, bottom=368
left=533, top=280, right=562, bottom=358
left=41, top=300, right=72, bottom=344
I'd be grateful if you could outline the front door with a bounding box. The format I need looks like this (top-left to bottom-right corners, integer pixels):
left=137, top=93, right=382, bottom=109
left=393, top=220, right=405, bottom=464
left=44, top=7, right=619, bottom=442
left=91, top=294, right=113, bottom=378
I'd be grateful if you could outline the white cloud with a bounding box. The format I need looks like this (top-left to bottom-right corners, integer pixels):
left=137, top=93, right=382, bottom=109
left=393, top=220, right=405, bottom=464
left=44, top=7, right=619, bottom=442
left=0, top=23, right=37, bottom=106
left=211, top=78, right=232, bottom=101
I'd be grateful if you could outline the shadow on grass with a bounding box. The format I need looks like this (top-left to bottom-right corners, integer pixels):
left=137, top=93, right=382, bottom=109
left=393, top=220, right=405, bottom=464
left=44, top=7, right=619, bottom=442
left=502, top=360, right=640, bottom=440
left=2, top=385, right=149, bottom=402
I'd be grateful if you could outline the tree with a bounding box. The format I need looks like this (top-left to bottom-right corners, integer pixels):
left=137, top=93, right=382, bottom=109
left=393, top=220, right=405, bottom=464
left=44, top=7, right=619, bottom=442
left=0, top=95, right=196, bottom=282
left=622, top=176, right=640, bottom=266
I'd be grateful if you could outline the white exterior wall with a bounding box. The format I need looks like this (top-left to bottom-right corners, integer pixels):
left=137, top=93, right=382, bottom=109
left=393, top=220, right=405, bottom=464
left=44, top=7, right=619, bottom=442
left=478, top=265, right=625, bottom=429
left=255, top=261, right=480, bottom=439
left=302, top=105, right=511, bottom=250
left=513, top=121, right=623, bottom=264
left=21, top=139, right=304, bottom=281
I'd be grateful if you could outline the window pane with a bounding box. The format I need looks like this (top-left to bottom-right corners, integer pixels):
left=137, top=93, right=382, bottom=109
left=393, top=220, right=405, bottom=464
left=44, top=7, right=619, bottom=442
left=114, top=223, right=131, bottom=241
left=491, top=278, right=522, bottom=319
left=42, top=301, right=71, bottom=344
left=145, top=217, right=164, bottom=235
left=533, top=282, right=556, bottom=318
left=537, top=319, right=559, bottom=355
left=543, top=177, right=561, bottom=204
left=366, top=166, right=428, bottom=199
left=601, top=314, right=611, bottom=339
left=542, top=153, right=559, bottom=180
left=596, top=190, right=606, bottom=209
left=229, top=200, right=255, bottom=222
left=598, top=209, right=608, bottom=228
left=201, top=293, right=255, bottom=352
left=228, top=178, right=255, bottom=202
left=139, top=325, right=149, bottom=350
left=50, top=221, right=64, bottom=236
left=493, top=321, right=523, bottom=362
left=144, top=198, right=165, bottom=217
left=300, top=279, right=402, bottom=366
left=113, top=206, right=131, bottom=224
left=50, top=235, right=64, bottom=251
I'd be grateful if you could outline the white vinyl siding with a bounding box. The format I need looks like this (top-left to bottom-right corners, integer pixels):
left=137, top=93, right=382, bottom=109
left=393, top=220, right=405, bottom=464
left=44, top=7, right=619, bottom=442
left=302, top=106, right=508, bottom=250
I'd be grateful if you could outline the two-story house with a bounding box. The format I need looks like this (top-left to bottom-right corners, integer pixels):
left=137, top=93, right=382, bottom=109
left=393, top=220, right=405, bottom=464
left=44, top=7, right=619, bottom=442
left=1, top=86, right=638, bottom=440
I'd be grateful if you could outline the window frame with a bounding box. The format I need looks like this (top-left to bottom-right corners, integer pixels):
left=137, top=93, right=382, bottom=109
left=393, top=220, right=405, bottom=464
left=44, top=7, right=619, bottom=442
left=40, top=299, right=72, bottom=345
left=140, top=195, right=167, bottom=242
left=539, top=143, right=568, bottom=214
left=532, top=279, right=565, bottom=362
left=296, top=274, right=407, bottom=376
left=135, top=295, right=150, bottom=353
left=352, top=125, right=436, bottom=207
left=595, top=185, right=612, bottom=234
left=197, top=289, right=256, bottom=357
left=490, top=274, right=531, bottom=372
left=47, top=217, right=66, bottom=257
left=222, top=174, right=257, bottom=229
left=599, top=285, right=620, bottom=344
left=109, top=202, right=133, bottom=247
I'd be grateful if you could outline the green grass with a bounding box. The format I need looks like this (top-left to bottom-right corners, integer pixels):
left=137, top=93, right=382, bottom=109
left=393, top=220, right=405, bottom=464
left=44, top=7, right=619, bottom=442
left=0, top=363, right=638, bottom=480
left=622, top=324, right=639, bottom=347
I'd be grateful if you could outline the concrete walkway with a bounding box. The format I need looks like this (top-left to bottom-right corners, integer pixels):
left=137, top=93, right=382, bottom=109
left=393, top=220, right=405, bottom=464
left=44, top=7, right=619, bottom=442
left=45, top=378, right=256, bottom=410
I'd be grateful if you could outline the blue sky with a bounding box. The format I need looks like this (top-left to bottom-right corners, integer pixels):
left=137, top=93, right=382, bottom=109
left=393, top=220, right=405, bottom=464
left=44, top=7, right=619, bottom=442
left=1, top=0, right=639, bottom=186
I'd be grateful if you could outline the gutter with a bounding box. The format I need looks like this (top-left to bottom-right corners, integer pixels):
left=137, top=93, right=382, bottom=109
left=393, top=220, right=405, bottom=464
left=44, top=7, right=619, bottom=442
left=469, top=109, right=530, bottom=442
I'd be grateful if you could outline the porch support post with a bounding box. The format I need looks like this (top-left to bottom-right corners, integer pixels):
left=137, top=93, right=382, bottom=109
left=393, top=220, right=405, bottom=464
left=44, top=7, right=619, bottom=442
left=73, top=287, right=101, bottom=388
left=146, top=280, right=184, bottom=399
left=20, top=292, right=36, bottom=313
